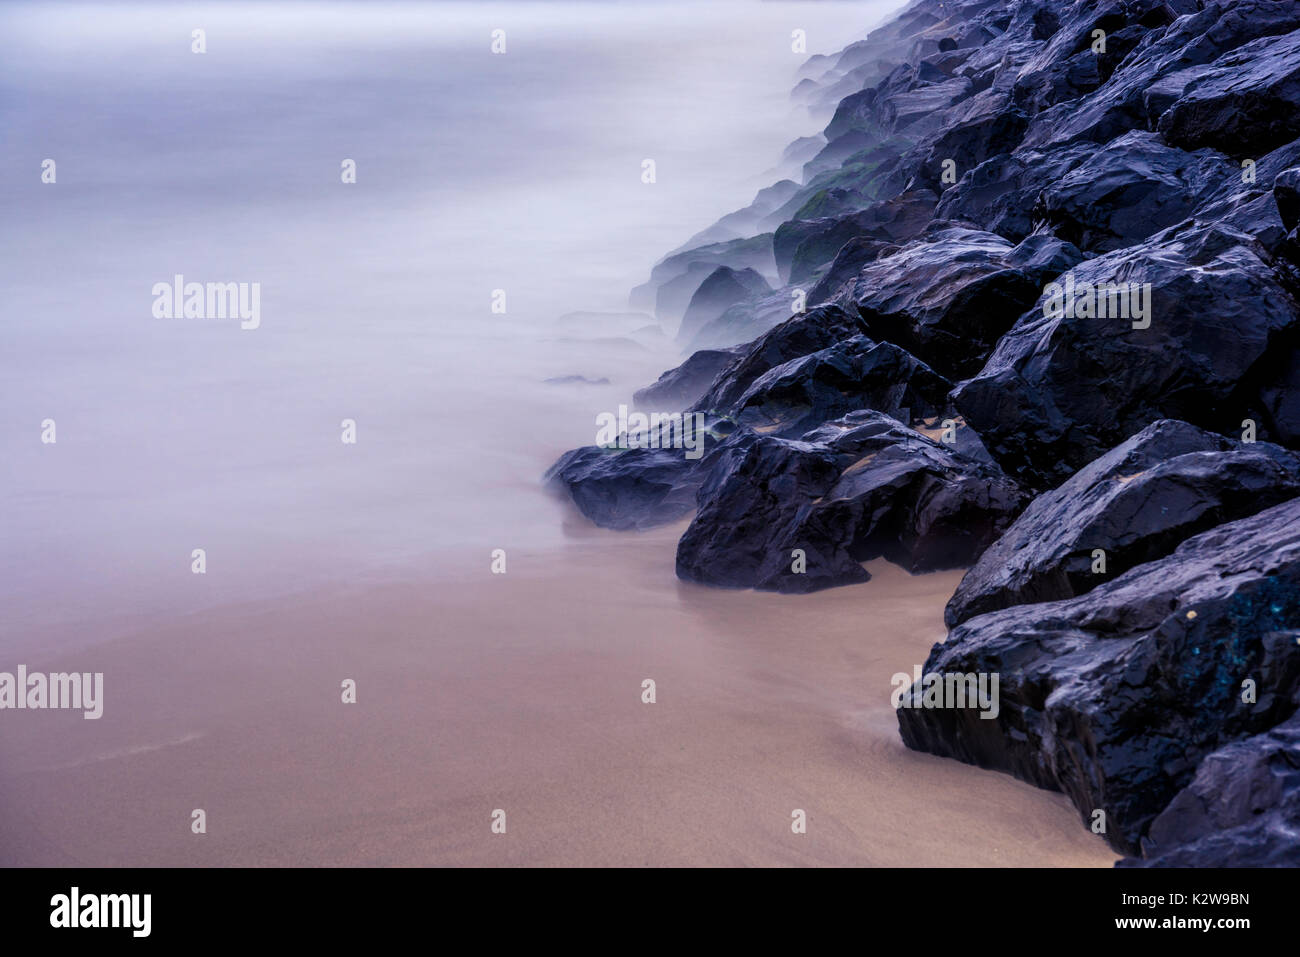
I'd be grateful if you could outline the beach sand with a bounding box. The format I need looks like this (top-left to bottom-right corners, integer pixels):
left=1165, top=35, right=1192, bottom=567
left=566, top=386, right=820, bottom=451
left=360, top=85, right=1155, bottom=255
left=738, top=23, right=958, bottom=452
left=0, top=522, right=1115, bottom=867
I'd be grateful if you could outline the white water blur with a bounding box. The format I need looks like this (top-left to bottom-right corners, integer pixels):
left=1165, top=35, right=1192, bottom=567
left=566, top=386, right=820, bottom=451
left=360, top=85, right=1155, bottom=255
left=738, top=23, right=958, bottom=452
left=0, top=1, right=903, bottom=649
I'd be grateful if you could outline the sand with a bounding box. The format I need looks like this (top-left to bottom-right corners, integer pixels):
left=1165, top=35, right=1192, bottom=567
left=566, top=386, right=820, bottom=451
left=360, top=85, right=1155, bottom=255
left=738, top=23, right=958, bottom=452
left=0, top=522, right=1116, bottom=867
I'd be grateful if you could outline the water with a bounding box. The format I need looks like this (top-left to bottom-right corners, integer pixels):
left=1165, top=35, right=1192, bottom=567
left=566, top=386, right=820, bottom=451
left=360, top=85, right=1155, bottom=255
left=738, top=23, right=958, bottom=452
left=0, top=1, right=903, bottom=649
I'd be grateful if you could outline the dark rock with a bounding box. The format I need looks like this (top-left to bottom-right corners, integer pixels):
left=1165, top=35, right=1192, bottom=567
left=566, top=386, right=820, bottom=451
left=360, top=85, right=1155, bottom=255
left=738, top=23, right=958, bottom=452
left=1159, top=29, right=1300, bottom=158
left=848, top=227, right=1084, bottom=380
left=946, top=419, right=1300, bottom=627
left=545, top=443, right=708, bottom=532
left=722, top=335, right=952, bottom=439
left=1037, top=131, right=1234, bottom=252
left=954, top=222, right=1300, bottom=489
left=676, top=410, right=1027, bottom=593
left=900, top=496, right=1300, bottom=854
left=1119, top=712, right=1300, bottom=867
left=692, top=304, right=867, bottom=413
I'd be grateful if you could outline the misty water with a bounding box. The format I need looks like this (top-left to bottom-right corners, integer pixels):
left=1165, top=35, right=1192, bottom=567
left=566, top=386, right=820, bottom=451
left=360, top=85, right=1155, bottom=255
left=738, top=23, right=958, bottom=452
left=1, top=1, right=904, bottom=649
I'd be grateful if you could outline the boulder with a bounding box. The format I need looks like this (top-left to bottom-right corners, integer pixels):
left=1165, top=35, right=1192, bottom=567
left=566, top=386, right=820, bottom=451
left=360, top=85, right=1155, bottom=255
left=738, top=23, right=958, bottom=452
left=946, top=419, right=1300, bottom=626
left=900, top=496, right=1300, bottom=854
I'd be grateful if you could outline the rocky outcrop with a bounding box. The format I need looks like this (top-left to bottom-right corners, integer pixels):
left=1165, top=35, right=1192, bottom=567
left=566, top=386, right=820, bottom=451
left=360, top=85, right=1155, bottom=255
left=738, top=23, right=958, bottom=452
left=676, top=410, right=1027, bottom=593
left=1118, top=712, right=1300, bottom=867
left=676, top=267, right=772, bottom=345
left=900, top=497, right=1300, bottom=855
left=551, top=0, right=1300, bottom=864
left=946, top=420, right=1300, bottom=626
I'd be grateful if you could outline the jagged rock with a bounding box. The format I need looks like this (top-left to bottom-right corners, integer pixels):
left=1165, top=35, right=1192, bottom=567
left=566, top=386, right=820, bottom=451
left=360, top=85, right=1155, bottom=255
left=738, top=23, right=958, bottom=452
left=946, top=419, right=1300, bottom=627
left=1037, top=131, right=1234, bottom=252
left=1119, top=712, right=1300, bottom=867
left=676, top=410, right=1026, bottom=592
left=633, top=347, right=742, bottom=411
left=848, top=227, right=1083, bottom=379
left=676, top=266, right=772, bottom=345
left=954, top=222, right=1300, bottom=489
left=899, top=496, right=1300, bottom=854
left=545, top=443, right=708, bottom=532
left=722, top=335, right=951, bottom=439
left=1159, top=29, right=1300, bottom=158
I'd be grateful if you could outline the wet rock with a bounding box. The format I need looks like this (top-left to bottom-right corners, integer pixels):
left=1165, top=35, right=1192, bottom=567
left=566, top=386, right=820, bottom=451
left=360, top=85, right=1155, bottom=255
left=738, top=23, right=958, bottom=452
left=946, top=419, right=1300, bottom=626
left=676, top=410, right=1027, bottom=592
left=899, top=496, right=1300, bottom=854
left=1119, top=712, right=1300, bottom=867
left=848, top=227, right=1083, bottom=379
left=954, top=222, right=1300, bottom=489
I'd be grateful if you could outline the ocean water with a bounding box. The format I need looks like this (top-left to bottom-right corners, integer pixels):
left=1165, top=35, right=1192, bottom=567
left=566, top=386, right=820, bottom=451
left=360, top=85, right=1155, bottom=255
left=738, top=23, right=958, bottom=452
left=0, top=1, right=904, bottom=649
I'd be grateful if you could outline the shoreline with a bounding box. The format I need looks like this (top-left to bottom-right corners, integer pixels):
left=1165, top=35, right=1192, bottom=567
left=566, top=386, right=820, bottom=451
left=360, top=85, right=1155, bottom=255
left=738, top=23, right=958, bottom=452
left=0, top=526, right=1114, bottom=867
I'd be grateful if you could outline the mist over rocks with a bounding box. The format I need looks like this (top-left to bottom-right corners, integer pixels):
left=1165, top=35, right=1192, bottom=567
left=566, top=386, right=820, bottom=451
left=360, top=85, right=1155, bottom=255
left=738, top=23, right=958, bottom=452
left=676, top=410, right=1027, bottom=593
left=548, top=0, right=1300, bottom=863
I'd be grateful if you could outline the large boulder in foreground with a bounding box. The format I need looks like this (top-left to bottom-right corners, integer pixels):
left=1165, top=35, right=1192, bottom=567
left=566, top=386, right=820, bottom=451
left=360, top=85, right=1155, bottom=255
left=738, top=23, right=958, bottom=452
left=676, top=411, right=1026, bottom=593
left=1118, top=712, right=1300, bottom=867
left=899, top=496, right=1300, bottom=855
left=953, top=222, right=1300, bottom=489
left=945, top=420, right=1300, bottom=627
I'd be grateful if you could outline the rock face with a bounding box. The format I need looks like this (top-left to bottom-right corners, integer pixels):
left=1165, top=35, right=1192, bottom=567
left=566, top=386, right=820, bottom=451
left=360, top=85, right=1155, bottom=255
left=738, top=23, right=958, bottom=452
left=552, top=0, right=1300, bottom=863
left=945, top=420, right=1300, bottom=627
left=900, top=497, right=1300, bottom=856
left=676, top=410, right=1027, bottom=593
left=1118, top=712, right=1300, bottom=867
left=953, top=222, right=1300, bottom=490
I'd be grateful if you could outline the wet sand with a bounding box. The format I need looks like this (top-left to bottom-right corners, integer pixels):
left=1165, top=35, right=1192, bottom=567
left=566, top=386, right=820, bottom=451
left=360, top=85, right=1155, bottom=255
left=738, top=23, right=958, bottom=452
left=0, top=523, right=1115, bottom=867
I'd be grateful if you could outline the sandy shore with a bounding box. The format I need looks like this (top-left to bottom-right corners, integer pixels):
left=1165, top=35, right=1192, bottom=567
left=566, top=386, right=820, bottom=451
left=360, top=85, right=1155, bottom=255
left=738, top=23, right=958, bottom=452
left=0, top=523, right=1115, bottom=867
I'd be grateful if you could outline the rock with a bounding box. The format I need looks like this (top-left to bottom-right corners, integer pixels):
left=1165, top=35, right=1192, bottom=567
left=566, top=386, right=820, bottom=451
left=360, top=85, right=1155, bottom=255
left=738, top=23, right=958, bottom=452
left=1036, top=131, right=1234, bottom=252
left=545, top=443, right=708, bottom=532
left=946, top=419, right=1300, bottom=627
left=692, top=304, right=868, bottom=413
left=633, top=347, right=743, bottom=411
left=721, top=335, right=952, bottom=439
left=675, top=410, right=1027, bottom=592
left=1159, top=29, right=1300, bottom=158
left=773, top=190, right=937, bottom=285
left=676, top=266, right=772, bottom=344
left=899, top=496, right=1300, bottom=854
left=1118, top=712, right=1300, bottom=867
left=954, top=222, right=1300, bottom=489
left=848, top=226, right=1084, bottom=379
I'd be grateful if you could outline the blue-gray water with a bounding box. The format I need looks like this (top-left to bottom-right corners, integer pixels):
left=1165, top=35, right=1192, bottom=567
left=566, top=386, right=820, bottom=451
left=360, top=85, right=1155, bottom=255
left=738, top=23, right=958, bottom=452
left=0, top=1, right=901, bottom=650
